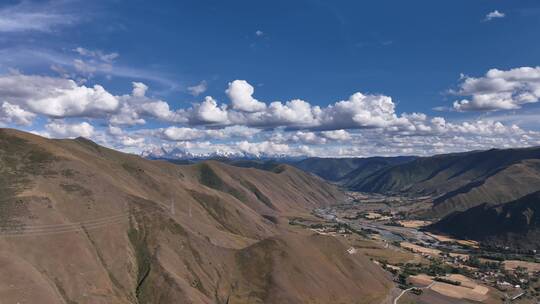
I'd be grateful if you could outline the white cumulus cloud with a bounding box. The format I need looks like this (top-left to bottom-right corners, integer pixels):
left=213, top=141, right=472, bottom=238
left=453, top=67, right=540, bottom=111
left=237, top=140, right=291, bottom=157
left=132, top=82, right=148, bottom=97
left=186, top=96, right=230, bottom=124
left=45, top=120, right=95, bottom=138
left=0, top=73, right=119, bottom=118
left=321, top=129, right=351, bottom=141
left=226, top=80, right=267, bottom=112
left=0, top=102, right=36, bottom=126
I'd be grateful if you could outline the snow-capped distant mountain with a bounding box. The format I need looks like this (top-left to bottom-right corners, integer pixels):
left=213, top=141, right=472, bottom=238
left=140, top=147, right=303, bottom=161
left=141, top=147, right=217, bottom=160
left=140, top=147, right=169, bottom=159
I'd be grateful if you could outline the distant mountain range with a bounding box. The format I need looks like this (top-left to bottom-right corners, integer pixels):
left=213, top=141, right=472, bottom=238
left=150, top=147, right=540, bottom=218
left=143, top=149, right=418, bottom=182
left=142, top=145, right=540, bottom=249
left=292, top=156, right=416, bottom=182
left=141, top=146, right=303, bottom=161
left=345, top=147, right=540, bottom=217
left=293, top=147, right=540, bottom=250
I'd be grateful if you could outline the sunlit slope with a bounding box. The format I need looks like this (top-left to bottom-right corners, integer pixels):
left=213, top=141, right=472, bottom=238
left=0, top=128, right=390, bottom=304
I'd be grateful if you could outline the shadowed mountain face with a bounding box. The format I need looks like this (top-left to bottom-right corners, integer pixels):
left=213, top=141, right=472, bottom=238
left=292, top=156, right=416, bottom=182
left=428, top=191, right=540, bottom=250
left=344, top=147, right=540, bottom=217
left=158, top=156, right=417, bottom=183
left=0, top=129, right=392, bottom=304
left=274, top=146, right=540, bottom=250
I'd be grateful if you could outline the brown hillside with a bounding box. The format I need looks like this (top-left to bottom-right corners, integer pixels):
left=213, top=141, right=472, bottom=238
left=0, top=128, right=391, bottom=304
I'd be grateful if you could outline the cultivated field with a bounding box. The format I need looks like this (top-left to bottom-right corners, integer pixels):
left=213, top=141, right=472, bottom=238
left=409, top=274, right=490, bottom=302
left=348, top=238, right=426, bottom=264
left=400, top=242, right=442, bottom=257
left=503, top=260, right=540, bottom=273
left=399, top=220, right=431, bottom=228
left=425, top=232, right=479, bottom=247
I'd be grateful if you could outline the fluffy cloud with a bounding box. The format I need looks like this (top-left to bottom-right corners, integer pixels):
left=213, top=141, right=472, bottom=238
left=291, top=131, right=326, bottom=144
left=427, top=118, right=523, bottom=136
left=109, top=103, right=146, bottom=126
left=0, top=73, right=119, bottom=118
left=45, top=121, right=95, bottom=138
left=226, top=80, right=267, bottom=112
left=9, top=73, right=521, bottom=138
left=318, top=92, right=407, bottom=129
left=237, top=140, right=291, bottom=157
left=105, top=125, right=145, bottom=148
left=3, top=73, right=414, bottom=131
left=0, top=102, right=35, bottom=126
left=321, top=129, right=351, bottom=141
left=161, top=125, right=260, bottom=141
left=186, top=96, right=230, bottom=124
left=220, top=125, right=261, bottom=138
left=31, top=83, right=117, bottom=117
left=93, top=81, right=184, bottom=125
left=2, top=72, right=539, bottom=158
left=162, top=127, right=210, bottom=141
left=132, top=82, right=148, bottom=97
left=388, top=113, right=524, bottom=137
left=265, top=99, right=321, bottom=127
left=268, top=130, right=328, bottom=145
left=0, top=73, right=186, bottom=126
left=184, top=82, right=415, bottom=131
left=452, top=67, right=540, bottom=111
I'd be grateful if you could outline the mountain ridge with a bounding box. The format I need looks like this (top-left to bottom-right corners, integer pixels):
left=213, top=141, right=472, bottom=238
left=428, top=190, right=540, bottom=250
left=343, top=146, right=540, bottom=217
left=0, top=128, right=392, bottom=304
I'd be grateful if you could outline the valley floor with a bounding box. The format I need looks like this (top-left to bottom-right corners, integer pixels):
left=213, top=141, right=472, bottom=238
left=290, top=192, right=540, bottom=304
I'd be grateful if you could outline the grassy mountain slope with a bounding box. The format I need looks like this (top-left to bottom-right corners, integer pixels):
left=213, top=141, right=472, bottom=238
left=345, top=147, right=540, bottom=217
left=428, top=191, right=540, bottom=250
left=293, top=156, right=415, bottom=182
left=0, top=128, right=391, bottom=304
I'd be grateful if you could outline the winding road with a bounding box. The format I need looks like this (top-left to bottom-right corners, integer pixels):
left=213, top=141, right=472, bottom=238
left=393, top=282, right=435, bottom=304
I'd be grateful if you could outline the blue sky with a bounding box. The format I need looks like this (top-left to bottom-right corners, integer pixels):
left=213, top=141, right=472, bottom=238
left=0, top=0, right=539, bottom=157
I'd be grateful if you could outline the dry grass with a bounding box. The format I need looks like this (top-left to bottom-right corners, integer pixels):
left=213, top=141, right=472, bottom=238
left=400, top=242, right=441, bottom=257
left=430, top=281, right=488, bottom=302
left=503, top=260, right=540, bottom=273
left=0, top=129, right=393, bottom=304
left=409, top=274, right=433, bottom=286
left=347, top=237, right=426, bottom=264
left=425, top=232, right=479, bottom=247
left=398, top=220, right=431, bottom=228
left=411, top=274, right=490, bottom=302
